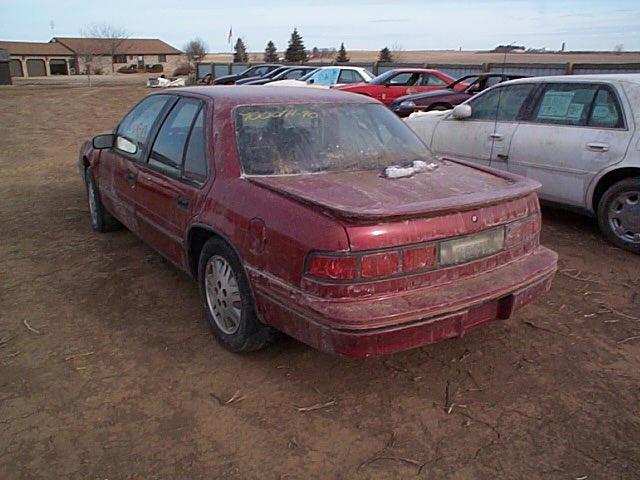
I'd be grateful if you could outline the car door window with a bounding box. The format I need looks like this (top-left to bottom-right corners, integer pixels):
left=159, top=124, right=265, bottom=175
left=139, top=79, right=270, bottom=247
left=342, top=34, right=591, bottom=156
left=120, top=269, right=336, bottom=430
left=148, top=98, right=202, bottom=176
left=285, top=69, right=303, bottom=79
left=183, top=108, right=208, bottom=183
left=588, top=87, right=624, bottom=129
left=337, top=70, right=362, bottom=84
left=309, top=68, right=338, bottom=85
left=423, top=74, right=447, bottom=86
left=387, top=72, right=417, bottom=85
left=469, top=84, right=535, bottom=121
left=532, top=83, right=599, bottom=126
left=116, top=95, right=172, bottom=161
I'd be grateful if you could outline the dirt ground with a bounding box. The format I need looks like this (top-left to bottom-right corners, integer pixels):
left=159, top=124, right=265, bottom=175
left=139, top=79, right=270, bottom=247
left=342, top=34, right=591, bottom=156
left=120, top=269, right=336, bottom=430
left=1, top=84, right=639, bottom=480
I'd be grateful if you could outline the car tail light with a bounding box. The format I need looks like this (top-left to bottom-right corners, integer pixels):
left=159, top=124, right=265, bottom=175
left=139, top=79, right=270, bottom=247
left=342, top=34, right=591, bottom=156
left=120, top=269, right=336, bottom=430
left=505, top=215, right=540, bottom=247
left=402, top=245, right=437, bottom=272
left=305, top=216, right=539, bottom=283
left=361, top=252, right=399, bottom=278
left=307, top=255, right=356, bottom=280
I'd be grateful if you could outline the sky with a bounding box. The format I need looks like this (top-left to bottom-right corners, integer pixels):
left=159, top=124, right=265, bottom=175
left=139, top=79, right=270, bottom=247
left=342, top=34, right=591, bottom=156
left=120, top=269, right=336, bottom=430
left=1, top=0, right=639, bottom=52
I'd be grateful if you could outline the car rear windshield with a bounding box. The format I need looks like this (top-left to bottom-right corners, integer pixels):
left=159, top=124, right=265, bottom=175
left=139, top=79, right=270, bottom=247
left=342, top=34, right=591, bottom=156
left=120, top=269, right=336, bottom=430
left=234, top=103, right=436, bottom=175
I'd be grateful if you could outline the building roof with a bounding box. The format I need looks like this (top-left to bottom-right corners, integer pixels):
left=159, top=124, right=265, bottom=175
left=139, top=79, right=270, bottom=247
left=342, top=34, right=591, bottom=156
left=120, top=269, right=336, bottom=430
left=52, top=37, right=182, bottom=55
left=0, top=40, right=74, bottom=56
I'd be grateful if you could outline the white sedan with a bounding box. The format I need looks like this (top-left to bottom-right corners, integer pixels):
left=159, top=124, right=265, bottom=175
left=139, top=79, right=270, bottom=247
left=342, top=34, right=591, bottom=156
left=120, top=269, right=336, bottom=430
left=269, top=66, right=374, bottom=89
left=406, top=74, right=640, bottom=253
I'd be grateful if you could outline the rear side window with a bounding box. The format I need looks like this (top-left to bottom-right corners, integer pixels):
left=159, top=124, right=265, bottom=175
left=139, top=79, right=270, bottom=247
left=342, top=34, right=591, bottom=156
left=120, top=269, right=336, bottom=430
left=183, top=109, right=208, bottom=182
left=423, top=74, right=447, bottom=86
left=588, top=87, right=624, bottom=128
left=285, top=69, right=305, bottom=79
left=116, top=95, right=172, bottom=160
left=469, top=84, right=535, bottom=121
left=337, top=70, right=362, bottom=84
left=532, top=84, right=598, bottom=126
left=149, top=98, right=203, bottom=176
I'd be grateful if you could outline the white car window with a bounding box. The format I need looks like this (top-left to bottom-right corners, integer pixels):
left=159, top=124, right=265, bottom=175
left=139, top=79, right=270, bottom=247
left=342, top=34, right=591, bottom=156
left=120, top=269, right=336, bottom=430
left=589, top=87, right=624, bottom=128
left=337, top=69, right=363, bottom=84
left=469, top=84, right=535, bottom=121
left=308, top=68, right=339, bottom=85
left=532, top=84, right=598, bottom=126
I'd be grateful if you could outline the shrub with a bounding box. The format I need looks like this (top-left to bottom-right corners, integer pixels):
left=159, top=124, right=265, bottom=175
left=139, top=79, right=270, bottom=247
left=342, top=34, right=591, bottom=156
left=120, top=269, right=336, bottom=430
left=173, top=63, right=194, bottom=76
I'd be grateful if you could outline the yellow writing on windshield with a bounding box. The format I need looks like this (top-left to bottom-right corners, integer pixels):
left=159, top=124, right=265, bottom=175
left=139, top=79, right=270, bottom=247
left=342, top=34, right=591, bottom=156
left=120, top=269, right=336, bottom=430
left=239, top=109, right=318, bottom=122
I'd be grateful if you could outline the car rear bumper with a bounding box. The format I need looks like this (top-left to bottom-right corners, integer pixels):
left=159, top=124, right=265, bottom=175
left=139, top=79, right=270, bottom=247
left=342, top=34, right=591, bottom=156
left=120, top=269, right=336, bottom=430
left=248, top=246, right=557, bottom=357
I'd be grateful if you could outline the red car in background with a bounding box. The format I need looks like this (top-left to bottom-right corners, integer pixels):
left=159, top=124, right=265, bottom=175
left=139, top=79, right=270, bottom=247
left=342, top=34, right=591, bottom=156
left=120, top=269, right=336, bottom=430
left=335, top=68, right=458, bottom=105
left=79, top=86, right=557, bottom=357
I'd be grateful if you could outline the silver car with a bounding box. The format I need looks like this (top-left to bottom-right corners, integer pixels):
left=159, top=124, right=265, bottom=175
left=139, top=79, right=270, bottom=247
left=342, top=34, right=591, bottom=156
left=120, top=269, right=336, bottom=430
left=406, top=74, right=640, bottom=253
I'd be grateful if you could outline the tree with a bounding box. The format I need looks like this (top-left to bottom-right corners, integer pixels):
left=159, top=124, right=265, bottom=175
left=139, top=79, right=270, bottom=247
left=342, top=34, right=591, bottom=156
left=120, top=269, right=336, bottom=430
left=84, top=23, right=130, bottom=73
left=264, top=41, right=278, bottom=62
left=378, top=46, right=393, bottom=62
left=284, top=28, right=307, bottom=63
left=184, top=37, right=208, bottom=65
left=234, top=38, right=248, bottom=63
left=335, top=42, right=349, bottom=63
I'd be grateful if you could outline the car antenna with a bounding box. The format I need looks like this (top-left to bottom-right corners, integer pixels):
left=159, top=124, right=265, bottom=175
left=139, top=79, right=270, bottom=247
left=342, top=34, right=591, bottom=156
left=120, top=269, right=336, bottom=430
left=488, top=41, right=515, bottom=167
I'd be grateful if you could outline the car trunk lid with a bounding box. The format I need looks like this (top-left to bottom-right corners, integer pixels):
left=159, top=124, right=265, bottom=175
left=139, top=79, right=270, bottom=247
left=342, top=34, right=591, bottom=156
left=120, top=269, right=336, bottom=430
left=247, top=159, right=539, bottom=223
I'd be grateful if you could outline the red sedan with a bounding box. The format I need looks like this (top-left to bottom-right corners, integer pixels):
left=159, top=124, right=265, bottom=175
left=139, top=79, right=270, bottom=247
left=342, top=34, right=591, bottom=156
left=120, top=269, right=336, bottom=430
left=79, top=86, right=557, bottom=357
left=335, top=68, right=457, bottom=105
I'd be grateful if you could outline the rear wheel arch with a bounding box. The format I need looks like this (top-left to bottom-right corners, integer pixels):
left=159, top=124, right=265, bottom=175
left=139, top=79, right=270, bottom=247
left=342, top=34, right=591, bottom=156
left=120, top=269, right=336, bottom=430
left=592, top=167, right=640, bottom=212
left=187, top=225, right=244, bottom=279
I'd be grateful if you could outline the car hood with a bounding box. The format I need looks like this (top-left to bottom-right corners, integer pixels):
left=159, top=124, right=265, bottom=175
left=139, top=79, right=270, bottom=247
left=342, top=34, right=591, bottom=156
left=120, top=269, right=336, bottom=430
left=269, top=79, right=330, bottom=89
left=335, top=82, right=370, bottom=91
left=247, top=160, right=538, bottom=222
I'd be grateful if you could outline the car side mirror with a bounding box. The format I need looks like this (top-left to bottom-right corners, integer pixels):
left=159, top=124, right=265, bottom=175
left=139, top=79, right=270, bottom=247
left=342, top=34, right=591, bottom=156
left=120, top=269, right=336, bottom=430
left=115, top=136, right=137, bottom=155
left=307, top=78, right=315, bottom=84
left=92, top=134, right=114, bottom=149
left=452, top=104, right=472, bottom=119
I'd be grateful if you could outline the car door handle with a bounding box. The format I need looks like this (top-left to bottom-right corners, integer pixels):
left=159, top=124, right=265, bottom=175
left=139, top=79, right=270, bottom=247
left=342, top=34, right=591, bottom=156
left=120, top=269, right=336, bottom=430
left=125, top=171, right=137, bottom=186
left=489, top=133, right=503, bottom=140
left=177, top=196, right=190, bottom=209
left=586, top=142, right=609, bottom=152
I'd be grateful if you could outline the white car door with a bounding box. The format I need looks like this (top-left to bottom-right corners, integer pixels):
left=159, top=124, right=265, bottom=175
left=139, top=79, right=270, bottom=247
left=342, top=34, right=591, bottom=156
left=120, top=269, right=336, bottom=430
left=507, top=82, right=633, bottom=208
left=431, top=83, right=535, bottom=168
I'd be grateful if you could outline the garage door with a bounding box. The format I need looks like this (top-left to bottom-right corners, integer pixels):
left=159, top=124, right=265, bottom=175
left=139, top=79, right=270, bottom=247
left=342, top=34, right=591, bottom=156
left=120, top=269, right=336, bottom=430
left=26, top=59, right=46, bottom=77
left=10, top=59, right=23, bottom=77
left=49, top=59, right=68, bottom=75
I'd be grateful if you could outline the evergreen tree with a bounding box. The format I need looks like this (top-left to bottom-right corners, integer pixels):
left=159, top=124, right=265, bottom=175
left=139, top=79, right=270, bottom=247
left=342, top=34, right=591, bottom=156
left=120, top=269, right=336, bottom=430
left=284, top=28, right=307, bottom=63
left=264, top=41, right=278, bottom=62
left=378, top=47, right=393, bottom=62
left=336, top=42, right=349, bottom=63
left=233, top=38, right=248, bottom=63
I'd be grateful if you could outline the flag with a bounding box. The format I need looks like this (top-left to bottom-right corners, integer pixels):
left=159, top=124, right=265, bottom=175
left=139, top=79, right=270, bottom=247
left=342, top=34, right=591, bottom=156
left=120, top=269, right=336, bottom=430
left=227, top=26, right=232, bottom=44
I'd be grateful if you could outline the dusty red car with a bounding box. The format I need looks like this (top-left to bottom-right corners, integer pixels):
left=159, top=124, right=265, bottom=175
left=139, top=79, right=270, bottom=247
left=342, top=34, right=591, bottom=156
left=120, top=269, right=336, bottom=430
left=79, top=86, right=557, bottom=357
left=335, top=68, right=457, bottom=105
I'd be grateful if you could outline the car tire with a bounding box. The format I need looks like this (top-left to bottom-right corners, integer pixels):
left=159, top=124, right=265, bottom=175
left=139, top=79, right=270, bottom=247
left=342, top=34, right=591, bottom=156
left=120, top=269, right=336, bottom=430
left=84, top=167, right=121, bottom=232
left=597, top=177, right=640, bottom=254
left=198, top=237, right=277, bottom=352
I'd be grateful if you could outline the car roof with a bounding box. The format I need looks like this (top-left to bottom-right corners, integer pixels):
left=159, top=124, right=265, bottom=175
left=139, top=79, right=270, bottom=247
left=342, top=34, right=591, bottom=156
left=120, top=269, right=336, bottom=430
left=384, top=68, right=442, bottom=73
left=167, top=85, right=380, bottom=105
left=500, top=73, right=640, bottom=86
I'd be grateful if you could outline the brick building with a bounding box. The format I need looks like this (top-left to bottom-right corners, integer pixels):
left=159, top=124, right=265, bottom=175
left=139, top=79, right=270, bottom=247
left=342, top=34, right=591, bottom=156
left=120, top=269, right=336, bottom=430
left=0, top=37, right=185, bottom=77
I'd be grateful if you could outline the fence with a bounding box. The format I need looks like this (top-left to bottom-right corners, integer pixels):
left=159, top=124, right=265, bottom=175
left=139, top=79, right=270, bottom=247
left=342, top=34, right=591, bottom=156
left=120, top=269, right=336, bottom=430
left=196, top=61, right=640, bottom=80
